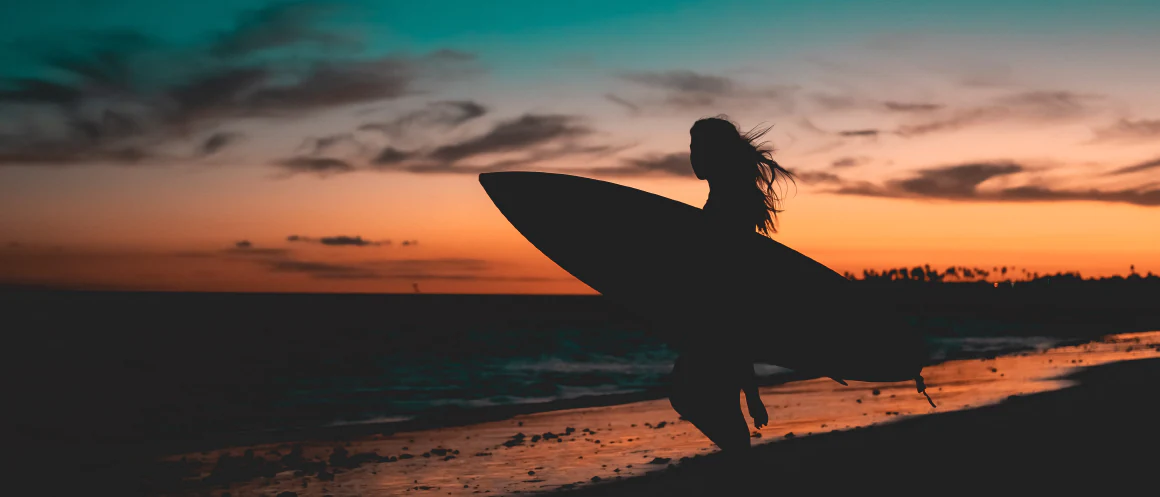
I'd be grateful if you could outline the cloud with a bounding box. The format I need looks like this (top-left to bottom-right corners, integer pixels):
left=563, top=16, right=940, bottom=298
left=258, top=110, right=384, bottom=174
left=0, top=5, right=477, bottom=167
left=359, top=100, right=487, bottom=136
left=199, top=132, right=243, bottom=156
left=208, top=1, right=358, bottom=57
left=831, top=156, right=870, bottom=168
left=810, top=93, right=861, bottom=111
left=1105, top=157, right=1160, bottom=176
left=808, top=94, right=943, bottom=113
left=287, top=235, right=389, bottom=246
left=372, top=147, right=415, bottom=165
left=794, top=171, right=843, bottom=185
left=838, top=129, right=880, bottom=137
left=565, top=152, right=692, bottom=178
left=604, top=93, right=640, bottom=114
left=426, top=114, right=593, bottom=163
left=294, top=133, right=367, bottom=156
left=891, top=163, right=1023, bottom=198
left=277, top=112, right=627, bottom=176
left=1090, top=119, right=1160, bottom=143
left=882, top=101, right=943, bottom=112
left=830, top=161, right=1160, bottom=206
left=235, top=240, right=253, bottom=249
left=615, top=69, right=796, bottom=112
left=273, top=157, right=356, bottom=175
left=622, top=70, right=734, bottom=94
left=896, top=91, right=1101, bottom=137
left=991, top=186, right=1160, bottom=206
left=239, top=56, right=432, bottom=114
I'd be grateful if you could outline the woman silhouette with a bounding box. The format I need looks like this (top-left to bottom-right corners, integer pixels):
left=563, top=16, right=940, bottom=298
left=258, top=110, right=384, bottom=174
left=668, top=115, right=795, bottom=451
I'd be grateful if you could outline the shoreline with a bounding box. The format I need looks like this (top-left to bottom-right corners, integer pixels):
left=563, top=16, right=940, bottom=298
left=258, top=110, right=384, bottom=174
left=144, top=337, right=1078, bottom=459
left=144, top=331, right=1159, bottom=496
left=559, top=356, right=1160, bottom=495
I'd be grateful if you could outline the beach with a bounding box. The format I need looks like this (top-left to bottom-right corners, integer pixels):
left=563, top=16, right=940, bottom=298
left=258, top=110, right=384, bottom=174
left=145, top=330, right=1160, bottom=496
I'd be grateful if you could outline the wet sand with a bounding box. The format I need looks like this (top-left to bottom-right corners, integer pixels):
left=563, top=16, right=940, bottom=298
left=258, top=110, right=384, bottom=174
left=148, top=331, right=1160, bottom=496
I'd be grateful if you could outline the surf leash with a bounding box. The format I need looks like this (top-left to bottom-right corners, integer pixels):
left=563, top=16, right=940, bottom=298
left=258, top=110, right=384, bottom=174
left=915, top=375, right=937, bottom=408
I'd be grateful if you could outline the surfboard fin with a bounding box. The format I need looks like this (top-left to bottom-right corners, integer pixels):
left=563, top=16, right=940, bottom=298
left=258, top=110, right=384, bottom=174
left=915, top=375, right=937, bottom=408
left=829, top=377, right=848, bottom=386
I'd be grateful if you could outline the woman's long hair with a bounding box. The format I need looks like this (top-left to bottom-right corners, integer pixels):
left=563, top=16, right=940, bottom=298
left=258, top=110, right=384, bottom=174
left=691, top=115, right=795, bottom=236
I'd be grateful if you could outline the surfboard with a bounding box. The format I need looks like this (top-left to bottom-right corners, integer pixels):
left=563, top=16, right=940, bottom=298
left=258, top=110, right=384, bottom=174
left=479, top=171, right=927, bottom=384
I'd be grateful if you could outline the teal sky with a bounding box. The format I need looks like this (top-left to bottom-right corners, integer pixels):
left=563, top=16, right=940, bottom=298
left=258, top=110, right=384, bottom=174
left=5, top=1, right=1160, bottom=67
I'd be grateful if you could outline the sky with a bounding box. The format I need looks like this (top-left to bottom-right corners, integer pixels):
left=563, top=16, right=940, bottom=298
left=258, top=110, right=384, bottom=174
left=1, top=0, right=1158, bottom=293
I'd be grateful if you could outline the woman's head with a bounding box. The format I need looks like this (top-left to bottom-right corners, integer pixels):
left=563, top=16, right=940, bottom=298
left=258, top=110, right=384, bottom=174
left=689, top=115, right=795, bottom=235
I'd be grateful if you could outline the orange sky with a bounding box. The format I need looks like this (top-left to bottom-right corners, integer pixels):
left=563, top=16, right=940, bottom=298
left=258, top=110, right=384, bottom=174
left=1, top=169, right=1156, bottom=294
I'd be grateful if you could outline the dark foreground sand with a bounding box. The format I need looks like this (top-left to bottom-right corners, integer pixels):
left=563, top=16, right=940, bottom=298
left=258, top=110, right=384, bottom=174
left=561, top=357, right=1160, bottom=496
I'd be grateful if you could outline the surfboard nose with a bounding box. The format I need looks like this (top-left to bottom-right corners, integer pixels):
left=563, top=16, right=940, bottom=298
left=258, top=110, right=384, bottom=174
left=479, top=171, right=539, bottom=196
left=479, top=171, right=575, bottom=214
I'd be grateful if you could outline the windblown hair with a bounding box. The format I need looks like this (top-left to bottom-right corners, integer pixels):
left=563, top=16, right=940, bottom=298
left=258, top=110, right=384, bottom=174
left=691, top=115, right=795, bottom=236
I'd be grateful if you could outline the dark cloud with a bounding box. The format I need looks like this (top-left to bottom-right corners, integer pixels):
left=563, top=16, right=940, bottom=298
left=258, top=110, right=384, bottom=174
left=831, top=157, right=870, bottom=168
left=604, top=93, right=640, bottom=114
left=200, top=132, right=243, bottom=156
left=808, top=95, right=942, bottom=113
left=287, top=235, right=391, bottom=246
left=1105, top=157, right=1160, bottom=176
left=838, top=129, right=880, bottom=137
left=359, top=100, right=487, bottom=136
left=209, top=1, right=357, bottom=57
left=372, top=147, right=415, bottom=165
left=892, top=163, right=1023, bottom=198
left=565, top=152, right=691, bottom=178
left=0, top=5, right=477, bottom=167
left=235, top=240, right=253, bottom=249
left=795, top=171, right=843, bottom=185
left=830, top=161, right=1160, bottom=206
left=320, top=236, right=377, bottom=246
left=993, top=186, right=1160, bottom=205
left=1091, top=119, right=1160, bottom=143
left=281, top=112, right=624, bottom=176
left=294, top=133, right=367, bottom=156
left=273, top=157, right=356, bottom=175
left=427, top=114, right=593, bottom=163
left=242, top=57, right=423, bottom=114
left=882, top=101, right=943, bottom=112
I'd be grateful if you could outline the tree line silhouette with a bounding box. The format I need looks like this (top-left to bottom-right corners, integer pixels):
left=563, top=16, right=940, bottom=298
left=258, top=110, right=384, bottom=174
left=842, top=265, right=1159, bottom=286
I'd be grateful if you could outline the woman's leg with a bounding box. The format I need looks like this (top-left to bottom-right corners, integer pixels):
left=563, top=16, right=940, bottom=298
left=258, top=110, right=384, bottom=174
left=669, top=355, right=751, bottom=451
